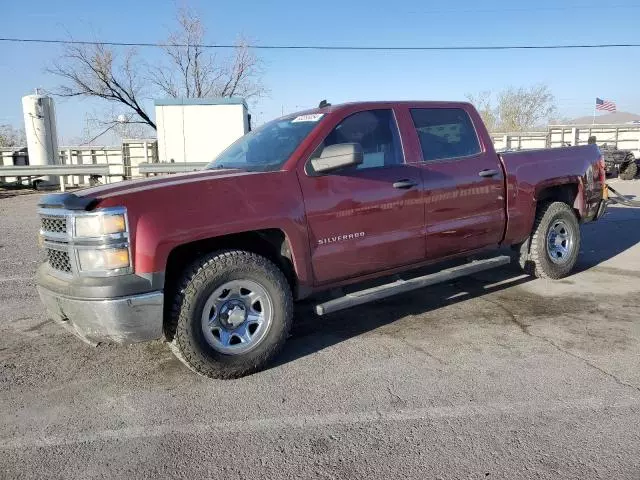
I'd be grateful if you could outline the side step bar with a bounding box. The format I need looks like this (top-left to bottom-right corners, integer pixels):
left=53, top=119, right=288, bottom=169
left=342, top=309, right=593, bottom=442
left=315, top=255, right=511, bottom=316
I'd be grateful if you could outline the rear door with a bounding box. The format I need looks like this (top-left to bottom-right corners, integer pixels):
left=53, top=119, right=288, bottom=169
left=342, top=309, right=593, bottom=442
left=297, top=108, right=425, bottom=285
left=406, top=106, right=506, bottom=259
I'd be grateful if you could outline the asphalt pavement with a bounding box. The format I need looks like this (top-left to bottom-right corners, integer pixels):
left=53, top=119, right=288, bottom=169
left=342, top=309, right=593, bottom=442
left=1, top=181, right=639, bottom=479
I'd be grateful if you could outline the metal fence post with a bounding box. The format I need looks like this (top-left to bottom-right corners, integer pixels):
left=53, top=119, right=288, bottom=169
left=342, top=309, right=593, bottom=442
left=104, top=148, right=110, bottom=184
left=63, top=149, right=72, bottom=191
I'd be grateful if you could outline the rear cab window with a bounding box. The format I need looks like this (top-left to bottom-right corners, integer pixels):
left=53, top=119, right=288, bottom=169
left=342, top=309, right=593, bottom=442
left=410, top=108, right=481, bottom=162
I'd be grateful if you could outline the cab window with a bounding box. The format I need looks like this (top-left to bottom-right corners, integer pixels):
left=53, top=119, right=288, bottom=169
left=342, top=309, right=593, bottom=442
left=410, top=108, right=481, bottom=161
left=313, top=109, right=404, bottom=170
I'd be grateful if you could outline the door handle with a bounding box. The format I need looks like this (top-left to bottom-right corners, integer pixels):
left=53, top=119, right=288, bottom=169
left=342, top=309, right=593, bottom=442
left=393, top=179, right=418, bottom=189
left=478, top=169, right=499, bottom=178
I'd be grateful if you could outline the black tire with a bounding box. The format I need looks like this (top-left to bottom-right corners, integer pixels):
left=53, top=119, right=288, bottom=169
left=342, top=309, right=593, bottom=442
left=167, top=250, right=293, bottom=379
left=89, top=175, right=102, bottom=187
left=518, top=202, right=580, bottom=279
left=618, top=158, right=637, bottom=180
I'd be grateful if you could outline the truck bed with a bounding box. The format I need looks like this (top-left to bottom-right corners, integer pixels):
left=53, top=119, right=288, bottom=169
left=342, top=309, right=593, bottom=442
left=499, top=144, right=604, bottom=245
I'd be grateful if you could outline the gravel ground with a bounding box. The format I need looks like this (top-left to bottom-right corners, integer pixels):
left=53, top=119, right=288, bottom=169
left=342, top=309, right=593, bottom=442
left=1, top=181, right=640, bottom=479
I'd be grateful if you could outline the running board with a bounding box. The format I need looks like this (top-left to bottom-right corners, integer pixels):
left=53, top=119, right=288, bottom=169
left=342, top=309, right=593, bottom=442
left=315, top=255, right=511, bottom=316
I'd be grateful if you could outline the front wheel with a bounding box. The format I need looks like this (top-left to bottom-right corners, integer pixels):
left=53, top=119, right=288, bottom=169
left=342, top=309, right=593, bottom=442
left=518, top=202, right=581, bottom=279
left=167, top=250, right=293, bottom=379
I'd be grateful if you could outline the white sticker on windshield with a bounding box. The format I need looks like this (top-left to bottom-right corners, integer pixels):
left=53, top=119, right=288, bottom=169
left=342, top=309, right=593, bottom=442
left=291, top=114, right=324, bottom=123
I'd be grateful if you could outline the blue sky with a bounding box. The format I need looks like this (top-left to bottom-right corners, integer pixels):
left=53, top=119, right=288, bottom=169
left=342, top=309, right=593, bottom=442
left=2, top=0, right=639, bottom=143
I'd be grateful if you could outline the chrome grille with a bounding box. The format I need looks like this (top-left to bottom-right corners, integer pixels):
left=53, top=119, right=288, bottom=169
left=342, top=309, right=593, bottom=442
left=45, top=248, right=72, bottom=273
left=41, top=215, right=67, bottom=234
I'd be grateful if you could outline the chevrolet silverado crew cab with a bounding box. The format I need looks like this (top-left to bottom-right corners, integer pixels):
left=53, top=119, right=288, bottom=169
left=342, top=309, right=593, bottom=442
left=36, top=101, right=607, bottom=378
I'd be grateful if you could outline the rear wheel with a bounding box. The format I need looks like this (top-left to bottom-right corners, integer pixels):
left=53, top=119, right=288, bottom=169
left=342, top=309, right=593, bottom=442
left=618, top=157, right=637, bottom=180
left=167, top=250, right=293, bottom=379
left=518, top=202, right=580, bottom=279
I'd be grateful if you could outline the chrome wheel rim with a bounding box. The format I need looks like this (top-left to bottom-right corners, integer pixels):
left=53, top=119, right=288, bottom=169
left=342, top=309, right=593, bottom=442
left=546, top=220, right=574, bottom=264
left=201, top=280, right=273, bottom=355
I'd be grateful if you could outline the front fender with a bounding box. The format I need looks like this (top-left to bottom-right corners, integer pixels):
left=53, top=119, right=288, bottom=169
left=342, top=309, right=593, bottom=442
left=98, top=171, right=314, bottom=289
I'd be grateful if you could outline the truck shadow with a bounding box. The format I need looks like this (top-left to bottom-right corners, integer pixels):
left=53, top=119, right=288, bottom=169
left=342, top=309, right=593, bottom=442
left=575, top=204, right=640, bottom=270
left=272, top=204, right=640, bottom=369
left=272, top=269, right=532, bottom=369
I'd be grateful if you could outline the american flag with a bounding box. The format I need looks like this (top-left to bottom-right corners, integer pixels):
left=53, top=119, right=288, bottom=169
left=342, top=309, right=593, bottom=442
left=596, top=98, right=616, bottom=112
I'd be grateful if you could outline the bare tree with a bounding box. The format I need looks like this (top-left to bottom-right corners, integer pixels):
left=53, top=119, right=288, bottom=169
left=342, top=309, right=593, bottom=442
left=49, top=44, right=155, bottom=128
left=466, top=91, right=497, bottom=132
left=467, top=84, right=557, bottom=132
left=74, top=109, right=154, bottom=145
left=0, top=125, right=27, bottom=148
left=148, top=7, right=266, bottom=100
left=497, top=85, right=556, bottom=132
left=48, top=6, right=266, bottom=131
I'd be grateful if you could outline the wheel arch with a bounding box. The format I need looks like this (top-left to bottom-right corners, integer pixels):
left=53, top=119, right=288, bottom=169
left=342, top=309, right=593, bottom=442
left=535, top=183, right=580, bottom=214
left=163, top=229, right=300, bottom=301
left=506, top=181, right=582, bottom=247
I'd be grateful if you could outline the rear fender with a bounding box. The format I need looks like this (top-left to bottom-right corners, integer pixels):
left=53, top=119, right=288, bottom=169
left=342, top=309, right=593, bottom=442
left=504, top=178, right=583, bottom=246
left=535, top=180, right=583, bottom=214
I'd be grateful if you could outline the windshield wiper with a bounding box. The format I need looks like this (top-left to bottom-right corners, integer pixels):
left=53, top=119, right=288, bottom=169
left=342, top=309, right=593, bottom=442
left=210, top=163, right=247, bottom=171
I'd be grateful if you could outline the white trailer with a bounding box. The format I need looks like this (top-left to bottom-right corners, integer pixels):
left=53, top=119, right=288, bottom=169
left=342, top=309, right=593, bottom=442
left=155, top=98, right=250, bottom=165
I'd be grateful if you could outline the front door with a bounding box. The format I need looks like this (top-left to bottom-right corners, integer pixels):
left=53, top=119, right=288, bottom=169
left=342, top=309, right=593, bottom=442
left=297, top=108, right=425, bottom=285
left=407, top=106, right=506, bottom=260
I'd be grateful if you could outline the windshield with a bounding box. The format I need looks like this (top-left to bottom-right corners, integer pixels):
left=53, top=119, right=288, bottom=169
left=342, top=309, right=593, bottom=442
left=206, top=114, right=324, bottom=172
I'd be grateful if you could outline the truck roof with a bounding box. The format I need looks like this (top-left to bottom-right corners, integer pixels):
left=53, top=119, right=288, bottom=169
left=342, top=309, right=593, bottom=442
left=289, top=100, right=475, bottom=118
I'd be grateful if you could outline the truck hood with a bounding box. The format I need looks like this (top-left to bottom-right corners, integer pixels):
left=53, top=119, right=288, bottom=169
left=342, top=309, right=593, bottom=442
left=38, top=168, right=258, bottom=211
left=76, top=168, right=252, bottom=204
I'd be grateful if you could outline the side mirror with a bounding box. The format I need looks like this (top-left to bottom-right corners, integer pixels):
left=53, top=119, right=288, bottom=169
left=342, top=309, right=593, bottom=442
left=311, top=143, right=363, bottom=173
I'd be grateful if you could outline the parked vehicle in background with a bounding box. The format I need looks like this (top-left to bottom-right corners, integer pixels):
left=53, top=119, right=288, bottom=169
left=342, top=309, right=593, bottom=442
left=35, top=101, right=608, bottom=378
left=590, top=136, right=639, bottom=180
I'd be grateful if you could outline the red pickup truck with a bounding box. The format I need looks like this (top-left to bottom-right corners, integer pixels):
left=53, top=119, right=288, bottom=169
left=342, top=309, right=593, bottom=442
left=36, top=101, right=607, bottom=378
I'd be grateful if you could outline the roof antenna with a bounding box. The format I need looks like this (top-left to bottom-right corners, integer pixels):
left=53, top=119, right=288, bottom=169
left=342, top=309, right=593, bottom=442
left=318, top=100, right=331, bottom=108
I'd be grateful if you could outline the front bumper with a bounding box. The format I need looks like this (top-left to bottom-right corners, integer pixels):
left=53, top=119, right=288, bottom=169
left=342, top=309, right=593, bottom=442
left=37, top=286, right=164, bottom=345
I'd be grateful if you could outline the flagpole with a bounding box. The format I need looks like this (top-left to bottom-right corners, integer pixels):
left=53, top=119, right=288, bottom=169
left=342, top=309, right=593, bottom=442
left=593, top=99, right=596, bottom=125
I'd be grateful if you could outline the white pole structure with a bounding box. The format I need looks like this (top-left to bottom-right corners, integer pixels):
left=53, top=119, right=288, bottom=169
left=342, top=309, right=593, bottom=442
left=22, top=92, right=60, bottom=186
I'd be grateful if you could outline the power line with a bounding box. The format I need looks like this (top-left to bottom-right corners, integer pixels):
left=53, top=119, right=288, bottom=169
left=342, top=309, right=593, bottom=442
left=0, top=37, right=639, bottom=51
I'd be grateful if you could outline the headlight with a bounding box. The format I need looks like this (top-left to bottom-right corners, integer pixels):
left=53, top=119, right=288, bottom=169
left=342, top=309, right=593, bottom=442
left=75, top=214, right=126, bottom=238
left=72, top=208, right=131, bottom=275
left=78, top=247, right=130, bottom=272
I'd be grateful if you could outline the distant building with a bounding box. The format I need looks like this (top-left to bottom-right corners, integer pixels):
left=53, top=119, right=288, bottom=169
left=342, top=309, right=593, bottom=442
left=568, top=111, right=640, bottom=125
